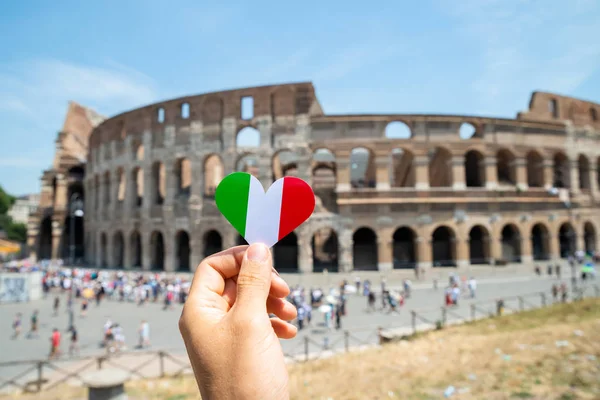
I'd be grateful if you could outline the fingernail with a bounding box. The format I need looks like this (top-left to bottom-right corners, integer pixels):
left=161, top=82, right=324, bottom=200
left=247, top=243, right=269, bottom=262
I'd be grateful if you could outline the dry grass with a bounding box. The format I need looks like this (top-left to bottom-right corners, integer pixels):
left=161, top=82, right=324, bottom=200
left=3, top=298, right=599, bottom=400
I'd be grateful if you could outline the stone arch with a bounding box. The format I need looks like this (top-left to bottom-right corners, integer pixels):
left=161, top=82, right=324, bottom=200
left=38, top=216, right=53, bottom=260
left=558, top=222, right=576, bottom=258
left=150, top=231, right=165, bottom=270
left=130, top=231, right=142, bottom=268
left=464, top=150, right=486, bottom=188
left=385, top=121, right=411, bottom=139
left=469, top=225, right=490, bottom=264
left=459, top=122, right=477, bottom=140
left=350, top=147, right=375, bottom=188
left=100, top=232, right=108, bottom=267
left=429, top=147, right=453, bottom=187
left=203, top=230, right=222, bottom=258
left=236, top=153, right=259, bottom=177
left=312, top=227, right=338, bottom=273
left=578, top=154, right=590, bottom=190
left=531, top=223, right=550, bottom=261
left=553, top=152, right=570, bottom=188
left=112, top=231, right=124, bottom=268
left=431, top=226, right=456, bottom=267
left=583, top=222, right=596, bottom=254
left=501, top=224, right=521, bottom=263
left=312, top=148, right=336, bottom=187
left=93, top=175, right=100, bottom=209
left=175, top=158, right=192, bottom=197
left=204, top=154, right=224, bottom=197
left=496, top=149, right=516, bottom=185
left=353, top=227, right=378, bottom=270
left=392, top=226, right=416, bottom=269
left=135, top=143, right=144, bottom=161
left=273, top=232, right=299, bottom=272
left=151, top=162, right=166, bottom=205
left=526, top=151, right=544, bottom=188
left=390, top=148, right=415, bottom=187
left=236, top=126, right=260, bottom=148
left=175, top=230, right=191, bottom=271
left=272, top=150, right=298, bottom=181
left=597, top=156, right=600, bottom=189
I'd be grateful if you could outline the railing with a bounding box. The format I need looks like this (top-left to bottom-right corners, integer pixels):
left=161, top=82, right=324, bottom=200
left=1, top=284, right=597, bottom=394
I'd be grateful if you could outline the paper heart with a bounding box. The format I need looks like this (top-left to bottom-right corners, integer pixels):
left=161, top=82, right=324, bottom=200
left=215, top=172, right=315, bottom=248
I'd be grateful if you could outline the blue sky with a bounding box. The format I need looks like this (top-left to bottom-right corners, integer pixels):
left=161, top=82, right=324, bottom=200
left=1, top=0, right=599, bottom=195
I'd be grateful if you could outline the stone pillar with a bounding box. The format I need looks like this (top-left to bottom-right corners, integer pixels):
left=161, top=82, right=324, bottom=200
left=452, top=155, right=466, bottom=190
left=51, top=219, right=62, bottom=260
left=164, top=235, right=175, bottom=272
left=298, top=235, right=313, bottom=274
left=548, top=234, right=560, bottom=262
left=335, top=154, right=351, bottom=192
left=141, top=231, right=151, bottom=270
left=521, top=231, right=533, bottom=264
left=375, top=154, right=390, bottom=190
left=54, top=175, right=68, bottom=212
left=222, top=117, right=237, bottom=159
left=416, top=235, right=432, bottom=269
left=543, top=159, right=554, bottom=189
left=515, top=158, right=528, bottom=190
left=123, top=233, right=131, bottom=270
left=484, top=156, right=498, bottom=190
left=570, top=158, right=580, bottom=194
left=338, top=229, right=353, bottom=272
left=456, top=237, right=469, bottom=269
left=414, top=155, right=430, bottom=190
left=377, top=238, right=392, bottom=271
left=490, top=232, right=502, bottom=263
left=258, top=116, right=272, bottom=151
left=142, top=166, right=152, bottom=218
left=190, top=237, right=202, bottom=273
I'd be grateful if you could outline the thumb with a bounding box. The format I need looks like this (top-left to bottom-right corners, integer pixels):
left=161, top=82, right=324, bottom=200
left=233, top=243, right=273, bottom=315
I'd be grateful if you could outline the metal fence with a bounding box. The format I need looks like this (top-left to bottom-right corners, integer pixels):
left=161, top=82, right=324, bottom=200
left=1, top=283, right=598, bottom=394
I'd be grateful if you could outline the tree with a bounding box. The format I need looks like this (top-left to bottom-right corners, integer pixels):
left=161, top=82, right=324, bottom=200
left=0, top=185, right=15, bottom=215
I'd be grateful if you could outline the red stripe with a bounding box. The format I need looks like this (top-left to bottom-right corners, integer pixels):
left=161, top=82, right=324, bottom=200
left=278, top=177, right=315, bottom=240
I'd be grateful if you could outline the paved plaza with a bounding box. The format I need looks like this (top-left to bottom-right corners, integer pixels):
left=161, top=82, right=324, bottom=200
left=1, top=265, right=584, bottom=364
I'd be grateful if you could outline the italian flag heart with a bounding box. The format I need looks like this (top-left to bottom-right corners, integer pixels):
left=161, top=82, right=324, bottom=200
left=215, top=172, right=315, bottom=248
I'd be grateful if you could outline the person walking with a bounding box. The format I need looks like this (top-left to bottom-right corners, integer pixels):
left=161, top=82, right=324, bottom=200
left=53, top=296, right=60, bottom=317
left=138, top=320, right=150, bottom=349
left=12, top=313, right=22, bottom=339
left=49, top=328, right=61, bottom=359
left=69, top=326, right=79, bottom=356
left=468, top=277, right=477, bottom=298
left=28, top=310, right=39, bottom=338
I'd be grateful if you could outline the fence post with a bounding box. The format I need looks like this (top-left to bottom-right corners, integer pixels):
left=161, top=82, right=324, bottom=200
left=441, top=307, right=447, bottom=327
left=411, top=311, right=416, bottom=334
left=594, top=285, right=599, bottom=298
left=36, top=362, right=43, bottom=392
left=540, top=292, right=546, bottom=307
left=344, top=331, right=349, bottom=352
left=97, top=356, right=104, bottom=370
left=518, top=296, right=524, bottom=311
left=159, top=351, right=165, bottom=378
left=470, top=304, right=475, bottom=321
left=304, top=336, right=309, bottom=361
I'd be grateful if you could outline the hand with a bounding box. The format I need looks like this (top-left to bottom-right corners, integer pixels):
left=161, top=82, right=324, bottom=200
left=179, top=244, right=298, bottom=400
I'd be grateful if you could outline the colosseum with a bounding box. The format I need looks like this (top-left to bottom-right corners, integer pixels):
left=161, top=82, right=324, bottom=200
left=29, top=82, right=600, bottom=273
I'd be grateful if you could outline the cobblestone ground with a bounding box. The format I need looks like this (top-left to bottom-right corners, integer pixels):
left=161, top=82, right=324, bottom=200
left=1, top=265, right=595, bottom=393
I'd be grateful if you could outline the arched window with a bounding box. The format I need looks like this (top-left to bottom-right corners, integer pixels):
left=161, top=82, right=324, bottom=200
left=385, top=121, right=411, bottom=139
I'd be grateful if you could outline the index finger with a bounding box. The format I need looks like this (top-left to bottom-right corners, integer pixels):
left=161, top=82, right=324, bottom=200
left=189, top=245, right=290, bottom=299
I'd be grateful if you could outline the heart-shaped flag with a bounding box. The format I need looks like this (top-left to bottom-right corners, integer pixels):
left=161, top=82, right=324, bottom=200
left=215, top=172, right=315, bottom=248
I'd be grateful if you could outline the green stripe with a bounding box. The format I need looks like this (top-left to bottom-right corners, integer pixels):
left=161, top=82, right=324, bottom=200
left=215, top=172, right=250, bottom=236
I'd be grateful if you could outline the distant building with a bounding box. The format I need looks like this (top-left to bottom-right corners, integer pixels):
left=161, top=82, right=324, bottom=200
left=8, top=194, right=40, bottom=225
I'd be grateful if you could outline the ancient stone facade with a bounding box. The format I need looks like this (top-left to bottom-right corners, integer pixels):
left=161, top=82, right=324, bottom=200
left=82, top=83, right=600, bottom=273
left=28, top=102, right=105, bottom=262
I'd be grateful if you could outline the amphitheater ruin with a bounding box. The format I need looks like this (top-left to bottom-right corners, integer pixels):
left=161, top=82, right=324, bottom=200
left=28, top=82, right=600, bottom=273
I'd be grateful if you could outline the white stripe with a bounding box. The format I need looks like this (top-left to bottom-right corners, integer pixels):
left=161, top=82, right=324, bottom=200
left=244, top=176, right=283, bottom=247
